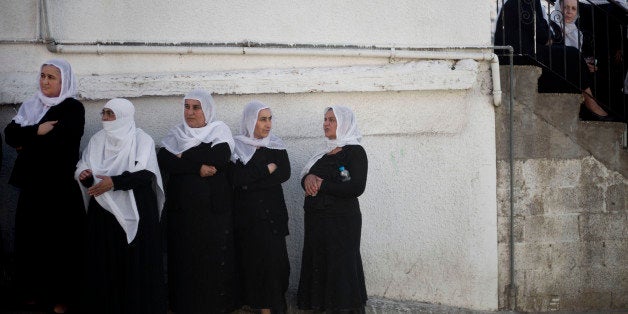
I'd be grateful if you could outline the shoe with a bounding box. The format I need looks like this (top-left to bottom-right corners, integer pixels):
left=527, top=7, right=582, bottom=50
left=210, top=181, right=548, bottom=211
left=579, top=102, right=617, bottom=122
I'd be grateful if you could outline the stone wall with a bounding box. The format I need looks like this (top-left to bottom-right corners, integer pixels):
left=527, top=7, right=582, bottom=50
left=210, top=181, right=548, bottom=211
left=496, top=66, right=628, bottom=311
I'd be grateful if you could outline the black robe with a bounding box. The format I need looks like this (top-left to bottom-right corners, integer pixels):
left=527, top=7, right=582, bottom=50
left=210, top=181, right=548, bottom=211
left=231, top=147, right=291, bottom=312
left=297, top=145, right=368, bottom=312
left=4, top=97, right=85, bottom=308
left=81, top=170, right=167, bottom=314
left=158, top=142, right=236, bottom=314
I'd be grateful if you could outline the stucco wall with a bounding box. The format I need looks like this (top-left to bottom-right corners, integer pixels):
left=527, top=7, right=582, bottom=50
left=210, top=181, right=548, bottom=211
left=0, top=0, right=499, bottom=310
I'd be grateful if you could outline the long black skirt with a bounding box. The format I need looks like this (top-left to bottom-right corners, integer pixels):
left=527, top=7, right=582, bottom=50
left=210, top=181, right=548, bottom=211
left=236, top=220, right=289, bottom=312
left=297, top=210, right=367, bottom=312
left=14, top=181, right=85, bottom=308
left=167, top=206, right=236, bottom=314
left=83, top=200, right=166, bottom=314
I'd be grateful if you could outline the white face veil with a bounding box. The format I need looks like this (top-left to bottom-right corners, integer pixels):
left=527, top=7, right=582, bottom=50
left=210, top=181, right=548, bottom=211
left=13, top=58, right=78, bottom=126
left=300, top=105, right=362, bottom=178
left=231, top=100, right=286, bottom=164
left=161, top=89, right=234, bottom=155
left=75, top=98, right=165, bottom=243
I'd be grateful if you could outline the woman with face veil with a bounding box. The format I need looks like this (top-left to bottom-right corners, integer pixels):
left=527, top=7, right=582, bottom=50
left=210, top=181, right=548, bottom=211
left=297, top=106, right=368, bottom=314
left=75, top=98, right=166, bottom=314
left=231, top=101, right=291, bottom=314
left=158, top=89, right=236, bottom=313
left=4, top=59, right=85, bottom=313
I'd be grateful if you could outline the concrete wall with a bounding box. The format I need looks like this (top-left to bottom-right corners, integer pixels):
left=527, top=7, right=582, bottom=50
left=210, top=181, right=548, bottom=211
left=496, top=66, right=628, bottom=311
left=0, top=1, right=499, bottom=310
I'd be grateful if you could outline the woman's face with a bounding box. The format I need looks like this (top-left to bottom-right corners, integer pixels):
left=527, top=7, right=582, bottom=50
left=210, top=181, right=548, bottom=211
left=562, top=0, right=578, bottom=24
left=253, top=108, right=272, bottom=139
left=40, top=65, right=62, bottom=98
left=101, top=108, right=116, bottom=121
left=323, top=109, right=337, bottom=140
left=184, top=99, right=206, bottom=128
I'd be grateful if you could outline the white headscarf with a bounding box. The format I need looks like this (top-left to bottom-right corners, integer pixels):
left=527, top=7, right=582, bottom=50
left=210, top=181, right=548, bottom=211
left=231, top=100, right=287, bottom=164
left=553, top=0, right=583, bottom=50
left=300, top=105, right=362, bottom=178
left=75, top=98, right=165, bottom=243
left=161, top=89, right=234, bottom=154
left=13, top=58, right=78, bottom=126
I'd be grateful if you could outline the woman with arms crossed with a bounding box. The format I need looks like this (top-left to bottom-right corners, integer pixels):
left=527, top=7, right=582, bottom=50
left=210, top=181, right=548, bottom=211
left=4, top=59, right=85, bottom=313
left=158, top=89, right=236, bottom=314
left=231, top=101, right=291, bottom=314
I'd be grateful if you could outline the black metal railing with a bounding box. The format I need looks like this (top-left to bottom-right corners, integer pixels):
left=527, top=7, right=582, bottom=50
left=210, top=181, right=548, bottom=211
left=494, top=0, right=627, bottom=122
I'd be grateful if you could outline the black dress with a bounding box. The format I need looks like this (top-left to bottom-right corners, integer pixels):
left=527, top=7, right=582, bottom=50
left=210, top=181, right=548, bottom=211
left=81, top=170, right=167, bottom=314
left=4, top=97, right=85, bottom=308
left=231, top=148, right=291, bottom=313
left=297, top=145, right=368, bottom=313
left=158, top=142, right=236, bottom=314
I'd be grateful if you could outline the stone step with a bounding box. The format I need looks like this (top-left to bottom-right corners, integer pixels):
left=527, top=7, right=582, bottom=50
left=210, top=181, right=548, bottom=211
left=498, top=66, right=628, bottom=177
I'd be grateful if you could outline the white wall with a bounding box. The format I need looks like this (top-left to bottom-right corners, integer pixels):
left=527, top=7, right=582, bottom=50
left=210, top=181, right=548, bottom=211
left=0, top=0, right=498, bottom=310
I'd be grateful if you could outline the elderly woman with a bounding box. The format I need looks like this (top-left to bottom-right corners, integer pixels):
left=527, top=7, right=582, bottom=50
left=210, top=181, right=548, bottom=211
left=495, top=0, right=613, bottom=121
left=76, top=98, right=166, bottom=314
left=158, top=89, right=236, bottom=313
left=297, top=106, right=368, bottom=313
left=4, top=59, right=85, bottom=313
left=231, top=101, right=291, bottom=314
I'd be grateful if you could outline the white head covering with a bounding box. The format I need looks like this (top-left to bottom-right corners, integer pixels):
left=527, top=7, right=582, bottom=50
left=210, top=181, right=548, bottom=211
left=231, top=100, right=287, bottom=164
left=553, top=0, right=583, bottom=49
left=13, top=58, right=78, bottom=126
left=300, top=105, right=362, bottom=178
left=161, top=89, right=234, bottom=154
left=75, top=98, right=165, bottom=243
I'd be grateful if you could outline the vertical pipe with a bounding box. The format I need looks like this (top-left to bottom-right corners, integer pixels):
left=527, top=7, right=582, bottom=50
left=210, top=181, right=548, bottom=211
left=508, top=48, right=516, bottom=311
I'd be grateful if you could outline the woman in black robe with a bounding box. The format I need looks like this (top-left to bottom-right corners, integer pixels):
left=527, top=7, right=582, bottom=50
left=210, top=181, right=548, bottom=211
left=231, top=101, right=291, bottom=314
left=158, top=89, right=236, bottom=314
left=4, top=59, right=85, bottom=313
left=494, top=0, right=613, bottom=120
left=75, top=98, right=166, bottom=314
left=297, top=106, right=368, bottom=313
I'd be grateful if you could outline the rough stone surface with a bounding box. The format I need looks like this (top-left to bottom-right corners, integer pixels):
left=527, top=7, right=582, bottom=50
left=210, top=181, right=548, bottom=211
left=496, top=65, right=628, bottom=312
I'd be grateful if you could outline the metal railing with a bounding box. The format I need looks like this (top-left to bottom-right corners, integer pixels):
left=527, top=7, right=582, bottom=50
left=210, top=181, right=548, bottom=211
left=494, top=0, right=627, bottom=122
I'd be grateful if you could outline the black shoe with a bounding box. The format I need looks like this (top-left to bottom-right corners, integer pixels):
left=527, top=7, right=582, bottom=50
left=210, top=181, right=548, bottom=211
left=579, top=102, right=617, bottom=122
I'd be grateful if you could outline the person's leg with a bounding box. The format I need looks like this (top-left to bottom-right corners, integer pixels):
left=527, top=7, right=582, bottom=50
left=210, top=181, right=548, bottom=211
left=583, top=87, right=609, bottom=116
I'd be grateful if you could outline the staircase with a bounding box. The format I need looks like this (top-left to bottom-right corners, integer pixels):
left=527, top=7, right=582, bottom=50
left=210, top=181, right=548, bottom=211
left=495, top=65, right=628, bottom=312
left=497, top=66, right=627, bottom=177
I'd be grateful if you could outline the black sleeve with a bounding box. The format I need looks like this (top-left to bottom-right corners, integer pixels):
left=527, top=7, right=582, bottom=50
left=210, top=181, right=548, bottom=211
left=4, top=99, right=85, bottom=150
left=4, top=120, right=38, bottom=149
left=183, top=142, right=232, bottom=173
left=232, top=149, right=290, bottom=188
left=157, top=147, right=202, bottom=175
left=79, top=175, right=94, bottom=188
left=111, top=170, right=154, bottom=191
left=44, top=100, right=85, bottom=149
left=319, top=146, right=368, bottom=198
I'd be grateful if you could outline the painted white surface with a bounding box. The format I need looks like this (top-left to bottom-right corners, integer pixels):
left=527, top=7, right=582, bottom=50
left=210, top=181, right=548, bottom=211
left=0, top=0, right=499, bottom=310
left=0, top=60, right=479, bottom=103
left=1, top=0, right=493, bottom=47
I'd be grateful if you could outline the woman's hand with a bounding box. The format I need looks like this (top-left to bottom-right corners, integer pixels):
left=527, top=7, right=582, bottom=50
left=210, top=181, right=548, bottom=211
left=304, top=174, right=323, bottom=196
left=200, top=164, right=217, bottom=177
left=88, top=175, right=113, bottom=196
left=267, top=163, right=277, bottom=174
left=37, top=120, right=58, bottom=135
left=78, top=169, right=93, bottom=181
